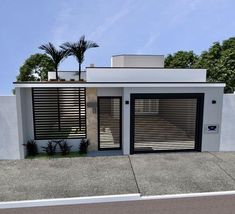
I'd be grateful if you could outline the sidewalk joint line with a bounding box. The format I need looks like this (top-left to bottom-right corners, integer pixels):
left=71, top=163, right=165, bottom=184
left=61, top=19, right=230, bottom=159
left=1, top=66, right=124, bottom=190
left=209, top=152, right=235, bottom=183
left=128, top=155, right=141, bottom=195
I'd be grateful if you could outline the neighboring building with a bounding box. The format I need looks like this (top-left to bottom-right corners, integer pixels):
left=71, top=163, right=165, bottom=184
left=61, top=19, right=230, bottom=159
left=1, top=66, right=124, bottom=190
left=13, top=55, right=225, bottom=158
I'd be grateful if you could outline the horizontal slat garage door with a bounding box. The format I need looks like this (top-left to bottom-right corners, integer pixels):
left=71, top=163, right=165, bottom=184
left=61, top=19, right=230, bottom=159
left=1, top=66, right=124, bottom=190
left=130, top=94, right=204, bottom=153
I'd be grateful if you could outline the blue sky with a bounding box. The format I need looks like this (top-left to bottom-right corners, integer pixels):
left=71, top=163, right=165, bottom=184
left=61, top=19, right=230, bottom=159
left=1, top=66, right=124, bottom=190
left=0, top=0, right=235, bottom=95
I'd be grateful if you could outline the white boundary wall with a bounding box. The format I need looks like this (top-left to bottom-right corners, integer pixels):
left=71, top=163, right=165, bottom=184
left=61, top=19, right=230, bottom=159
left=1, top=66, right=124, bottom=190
left=0, top=96, right=20, bottom=159
left=220, top=94, right=235, bottom=151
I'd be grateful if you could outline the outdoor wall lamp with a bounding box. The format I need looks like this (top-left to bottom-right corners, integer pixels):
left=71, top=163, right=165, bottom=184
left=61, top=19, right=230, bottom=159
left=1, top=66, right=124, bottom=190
left=125, top=100, right=129, bottom=104
left=212, top=100, right=216, bottom=104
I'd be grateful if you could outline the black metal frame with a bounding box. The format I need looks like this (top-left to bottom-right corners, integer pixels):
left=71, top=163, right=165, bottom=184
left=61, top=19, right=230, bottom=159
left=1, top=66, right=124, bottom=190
left=32, top=87, right=87, bottom=140
left=97, top=96, right=122, bottom=150
left=130, top=93, right=204, bottom=154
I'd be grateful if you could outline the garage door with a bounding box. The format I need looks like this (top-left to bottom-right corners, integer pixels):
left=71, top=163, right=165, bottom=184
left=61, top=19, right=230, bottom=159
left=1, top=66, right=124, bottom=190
left=130, top=94, right=204, bottom=154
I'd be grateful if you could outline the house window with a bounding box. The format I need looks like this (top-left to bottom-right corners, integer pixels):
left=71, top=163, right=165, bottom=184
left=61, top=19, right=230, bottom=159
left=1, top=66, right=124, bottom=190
left=32, top=87, right=86, bottom=140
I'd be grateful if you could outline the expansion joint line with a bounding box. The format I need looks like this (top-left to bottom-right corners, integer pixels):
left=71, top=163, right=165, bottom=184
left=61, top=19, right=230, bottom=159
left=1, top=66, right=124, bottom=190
left=209, top=152, right=235, bottom=183
left=128, top=155, right=141, bottom=195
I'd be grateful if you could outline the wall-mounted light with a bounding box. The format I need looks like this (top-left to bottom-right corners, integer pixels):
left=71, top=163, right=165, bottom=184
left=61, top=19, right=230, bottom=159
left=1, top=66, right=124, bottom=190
left=212, top=100, right=216, bottom=104
left=125, top=100, right=129, bottom=104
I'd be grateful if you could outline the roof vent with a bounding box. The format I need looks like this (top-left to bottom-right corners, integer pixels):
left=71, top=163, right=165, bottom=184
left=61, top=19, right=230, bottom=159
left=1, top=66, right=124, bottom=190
left=90, top=63, right=95, bottom=67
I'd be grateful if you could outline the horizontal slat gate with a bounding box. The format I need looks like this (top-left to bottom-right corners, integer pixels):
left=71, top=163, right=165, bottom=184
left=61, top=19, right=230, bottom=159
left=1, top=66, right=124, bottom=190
left=131, top=94, right=203, bottom=153
left=32, top=87, right=86, bottom=140
left=98, top=97, right=122, bottom=150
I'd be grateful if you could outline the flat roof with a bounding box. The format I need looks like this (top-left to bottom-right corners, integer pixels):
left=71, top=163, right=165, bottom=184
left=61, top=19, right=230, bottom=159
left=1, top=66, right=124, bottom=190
left=85, top=67, right=205, bottom=69
left=112, top=54, right=165, bottom=57
left=13, top=81, right=225, bottom=88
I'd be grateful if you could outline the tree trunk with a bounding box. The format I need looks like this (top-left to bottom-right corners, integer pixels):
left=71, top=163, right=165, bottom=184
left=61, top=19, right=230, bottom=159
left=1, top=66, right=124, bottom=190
left=55, top=67, right=59, bottom=80
left=79, top=63, right=81, bottom=81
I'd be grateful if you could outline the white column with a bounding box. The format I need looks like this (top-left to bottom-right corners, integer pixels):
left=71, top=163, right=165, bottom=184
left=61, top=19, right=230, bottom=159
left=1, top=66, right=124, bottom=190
left=122, top=88, right=130, bottom=155
left=15, top=88, right=25, bottom=159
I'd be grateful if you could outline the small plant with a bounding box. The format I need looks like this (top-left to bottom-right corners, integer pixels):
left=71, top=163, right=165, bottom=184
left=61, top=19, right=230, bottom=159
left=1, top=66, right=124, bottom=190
left=79, top=139, right=90, bottom=154
left=23, top=140, right=38, bottom=156
left=42, top=141, right=57, bottom=156
left=58, top=140, right=72, bottom=156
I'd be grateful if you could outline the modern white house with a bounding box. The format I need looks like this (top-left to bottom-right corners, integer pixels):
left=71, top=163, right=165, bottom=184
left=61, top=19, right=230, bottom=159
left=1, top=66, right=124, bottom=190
left=13, top=54, right=225, bottom=159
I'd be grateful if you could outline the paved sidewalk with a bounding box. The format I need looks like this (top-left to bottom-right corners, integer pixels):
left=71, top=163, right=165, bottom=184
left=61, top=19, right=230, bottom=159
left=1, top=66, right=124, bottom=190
left=130, top=152, right=235, bottom=195
left=0, top=156, right=138, bottom=201
left=1, top=152, right=235, bottom=201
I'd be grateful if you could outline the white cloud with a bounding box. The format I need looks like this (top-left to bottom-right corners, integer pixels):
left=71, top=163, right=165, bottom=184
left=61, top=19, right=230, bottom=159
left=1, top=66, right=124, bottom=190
left=137, top=33, right=160, bottom=54
left=52, top=1, right=74, bottom=45
left=89, top=0, right=136, bottom=40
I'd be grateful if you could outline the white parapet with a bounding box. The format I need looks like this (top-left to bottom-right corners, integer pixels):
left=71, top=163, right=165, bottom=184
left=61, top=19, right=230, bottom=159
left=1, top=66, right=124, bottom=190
left=86, top=68, right=207, bottom=83
left=48, top=71, right=86, bottom=81
left=111, top=55, right=165, bottom=68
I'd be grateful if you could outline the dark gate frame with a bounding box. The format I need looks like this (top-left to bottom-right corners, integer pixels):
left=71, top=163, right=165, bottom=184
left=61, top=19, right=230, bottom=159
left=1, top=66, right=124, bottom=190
left=97, top=96, right=122, bottom=150
left=130, top=93, right=204, bottom=154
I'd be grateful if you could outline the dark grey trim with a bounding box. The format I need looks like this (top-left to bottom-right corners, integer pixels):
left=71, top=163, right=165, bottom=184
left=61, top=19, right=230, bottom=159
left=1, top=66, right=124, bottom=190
left=111, top=54, right=164, bottom=57
left=13, top=81, right=224, bottom=84
left=130, top=93, right=204, bottom=154
left=97, top=96, right=122, bottom=151
left=85, top=67, right=200, bottom=69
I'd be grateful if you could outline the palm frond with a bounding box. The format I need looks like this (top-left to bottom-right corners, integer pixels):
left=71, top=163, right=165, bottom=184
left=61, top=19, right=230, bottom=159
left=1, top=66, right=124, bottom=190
left=39, top=42, right=68, bottom=79
left=39, top=42, right=67, bottom=69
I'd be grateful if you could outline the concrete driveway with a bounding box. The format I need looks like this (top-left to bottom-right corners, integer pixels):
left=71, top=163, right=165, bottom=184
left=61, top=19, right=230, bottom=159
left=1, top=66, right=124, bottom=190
left=130, top=152, right=235, bottom=195
left=1, top=152, right=235, bottom=201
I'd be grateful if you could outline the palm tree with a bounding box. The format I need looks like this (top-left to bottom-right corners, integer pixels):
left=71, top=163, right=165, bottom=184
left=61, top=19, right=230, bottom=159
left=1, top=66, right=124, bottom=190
left=39, top=42, right=67, bottom=80
left=61, top=35, right=99, bottom=81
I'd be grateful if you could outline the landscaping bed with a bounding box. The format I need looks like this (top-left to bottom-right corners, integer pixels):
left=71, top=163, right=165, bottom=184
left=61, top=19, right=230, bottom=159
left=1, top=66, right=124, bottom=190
left=26, top=151, right=85, bottom=159
left=24, top=139, right=89, bottom=159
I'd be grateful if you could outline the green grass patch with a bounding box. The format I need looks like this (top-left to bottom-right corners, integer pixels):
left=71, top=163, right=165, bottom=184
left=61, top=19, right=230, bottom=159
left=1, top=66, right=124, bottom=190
left=26, top=151, right=85, bottom=159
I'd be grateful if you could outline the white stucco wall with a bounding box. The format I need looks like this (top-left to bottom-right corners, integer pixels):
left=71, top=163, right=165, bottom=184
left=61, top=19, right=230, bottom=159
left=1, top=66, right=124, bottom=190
left=86, top=68, right=206, bottom=83
left=14, top=84, right=224, bottom=158
left=15, top=88, right=34, bottom=159
left=220, top=94, right=235, bottom=151
left=111, top=55, right=164, bottom=68
left=122, top=87, right=224, bottom=154
left=48, top=71, right=86, bottom=81
left=0, top=96, right=21, bottom=159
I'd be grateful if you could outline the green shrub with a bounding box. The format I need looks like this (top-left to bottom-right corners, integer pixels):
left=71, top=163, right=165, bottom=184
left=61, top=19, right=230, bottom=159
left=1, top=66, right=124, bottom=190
left=23, top=140, right=38, bottom=156
left=79, top=139, right=89, bottom=154
left=58, top=140, right=72, bottom=155
left=42, top=141, right=57, bottom=156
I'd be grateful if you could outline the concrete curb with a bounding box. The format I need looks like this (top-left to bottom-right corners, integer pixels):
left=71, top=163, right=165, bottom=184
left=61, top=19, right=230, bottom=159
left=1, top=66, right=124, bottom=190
left=0, top=194, right=141, bottom=209
left=1, top=191, right=235, bottom=209
left=141, top=190, right=235, bottom=200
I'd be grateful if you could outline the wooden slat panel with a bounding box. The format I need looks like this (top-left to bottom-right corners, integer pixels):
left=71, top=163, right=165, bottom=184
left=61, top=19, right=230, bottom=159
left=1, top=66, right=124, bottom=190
left=32, top=87, right=86, bottom=139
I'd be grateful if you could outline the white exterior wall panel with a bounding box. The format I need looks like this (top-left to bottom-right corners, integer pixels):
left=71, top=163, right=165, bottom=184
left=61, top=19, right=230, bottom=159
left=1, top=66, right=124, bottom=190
left=0, top=96, right=20, bottom=159
left=220, top=94, right=235, bottom=151
left=122, top=87, right=224, bottom=154
left=86, top=68, right=207, bottom=83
